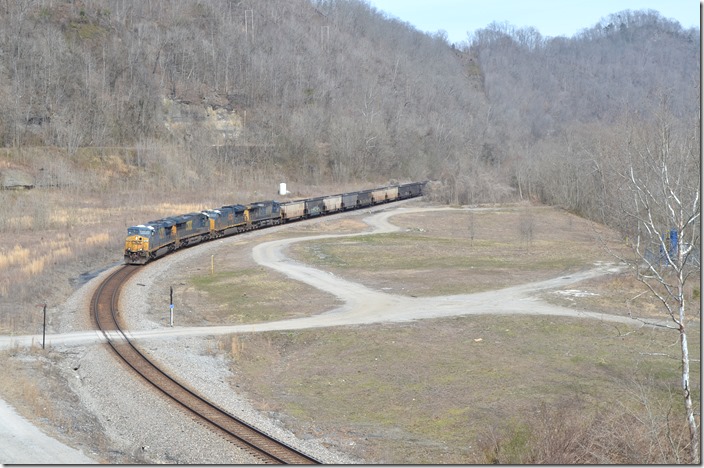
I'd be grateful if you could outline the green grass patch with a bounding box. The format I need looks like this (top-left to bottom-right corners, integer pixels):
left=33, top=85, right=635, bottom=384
left=288, top=217, right=603, bottom=297
left=187, top=267, right=341, bottom=323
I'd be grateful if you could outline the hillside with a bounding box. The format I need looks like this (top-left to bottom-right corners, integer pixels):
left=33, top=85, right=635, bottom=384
left=467, top=11, right=699, bottom=225
left=0, top=2, right=698, bottom=197
left=0, top=0, right=488, bottom=187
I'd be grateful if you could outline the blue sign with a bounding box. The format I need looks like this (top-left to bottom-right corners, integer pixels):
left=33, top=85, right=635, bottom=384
left=669, top=229, right=678, bottom=257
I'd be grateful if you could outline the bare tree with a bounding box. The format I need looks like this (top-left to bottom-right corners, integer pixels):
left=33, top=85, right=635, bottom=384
left=518, top=206, right=535, bottom=247
left=617, top=111, right=699, bottom=463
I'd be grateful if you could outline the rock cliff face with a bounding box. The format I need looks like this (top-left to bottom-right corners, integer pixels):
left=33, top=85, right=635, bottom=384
left=162, top=98, right=243, bottom=145
left=0, top=169, right=34, bottom=190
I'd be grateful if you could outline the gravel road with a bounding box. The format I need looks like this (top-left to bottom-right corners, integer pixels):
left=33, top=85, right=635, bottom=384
left=0, top=203, right=650, bottom=464
left=0, top=398, right=95, bottom=463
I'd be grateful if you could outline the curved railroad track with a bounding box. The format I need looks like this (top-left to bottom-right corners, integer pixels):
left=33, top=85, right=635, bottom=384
left=90, top=264, right=320, bottom=464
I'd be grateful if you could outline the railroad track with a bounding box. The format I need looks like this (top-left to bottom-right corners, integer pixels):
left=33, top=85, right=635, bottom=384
left=91, top=264, right=321, bottom=464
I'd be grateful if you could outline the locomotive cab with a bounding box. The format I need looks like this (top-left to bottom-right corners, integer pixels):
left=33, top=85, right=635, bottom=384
left=124, top=225, right=154, bottom=264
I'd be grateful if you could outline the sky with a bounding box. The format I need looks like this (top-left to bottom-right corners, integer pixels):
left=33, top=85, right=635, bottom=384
left=366, top=0, right=699, bottom=44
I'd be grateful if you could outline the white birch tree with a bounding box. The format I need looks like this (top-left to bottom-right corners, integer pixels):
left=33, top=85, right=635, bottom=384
left=618, top=111, right=700, bottom=463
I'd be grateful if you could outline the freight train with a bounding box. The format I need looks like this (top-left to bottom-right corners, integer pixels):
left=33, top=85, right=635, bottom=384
left=124, top=181, right=425, bottom=265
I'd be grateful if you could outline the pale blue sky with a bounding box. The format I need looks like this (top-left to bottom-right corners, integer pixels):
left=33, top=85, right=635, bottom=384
left=366, top=0, right=699, bottom=44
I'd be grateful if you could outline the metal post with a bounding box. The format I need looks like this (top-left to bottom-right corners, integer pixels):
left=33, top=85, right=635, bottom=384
left=169, top=287, right=174, bottom=327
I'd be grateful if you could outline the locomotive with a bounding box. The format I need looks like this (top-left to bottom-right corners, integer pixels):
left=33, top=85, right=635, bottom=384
left=124, top=181, right=425, bottom=265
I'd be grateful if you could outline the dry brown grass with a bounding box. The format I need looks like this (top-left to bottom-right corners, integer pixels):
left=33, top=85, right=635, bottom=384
left=153, top=202, right=210, bottom=214
left=0, top=154, right=326, bottom=334
left=0, top=245, right=31, bottom=269
left=479, top=390, right=697, bottom=464
left=543, top=269, right=701, bottom=320
left=85, top=232, right=110, bottom=247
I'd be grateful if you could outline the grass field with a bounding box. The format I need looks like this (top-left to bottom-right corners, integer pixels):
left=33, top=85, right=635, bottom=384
left=182, top=204, right=700, bottom=463
left=226, top=316, right=698, bottom=463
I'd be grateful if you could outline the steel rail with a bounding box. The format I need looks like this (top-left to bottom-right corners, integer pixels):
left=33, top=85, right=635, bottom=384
left=91, top=265, right=320, bottom=464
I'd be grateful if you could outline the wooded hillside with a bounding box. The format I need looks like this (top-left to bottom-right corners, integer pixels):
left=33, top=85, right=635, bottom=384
left=468, top=11, right=699, bottom=229
left=1, top=0, right=488, bottom=188
left=0, top=0, right=699, bottom=219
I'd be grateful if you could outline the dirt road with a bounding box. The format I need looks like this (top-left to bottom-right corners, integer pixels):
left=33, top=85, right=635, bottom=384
left=244, top=206, right=643, bottom=330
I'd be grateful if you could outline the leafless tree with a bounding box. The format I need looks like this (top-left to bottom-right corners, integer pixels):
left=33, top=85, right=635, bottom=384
left=518, top=206, right=535, bottom=246
left=615, top=109, right=700, bottom=463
